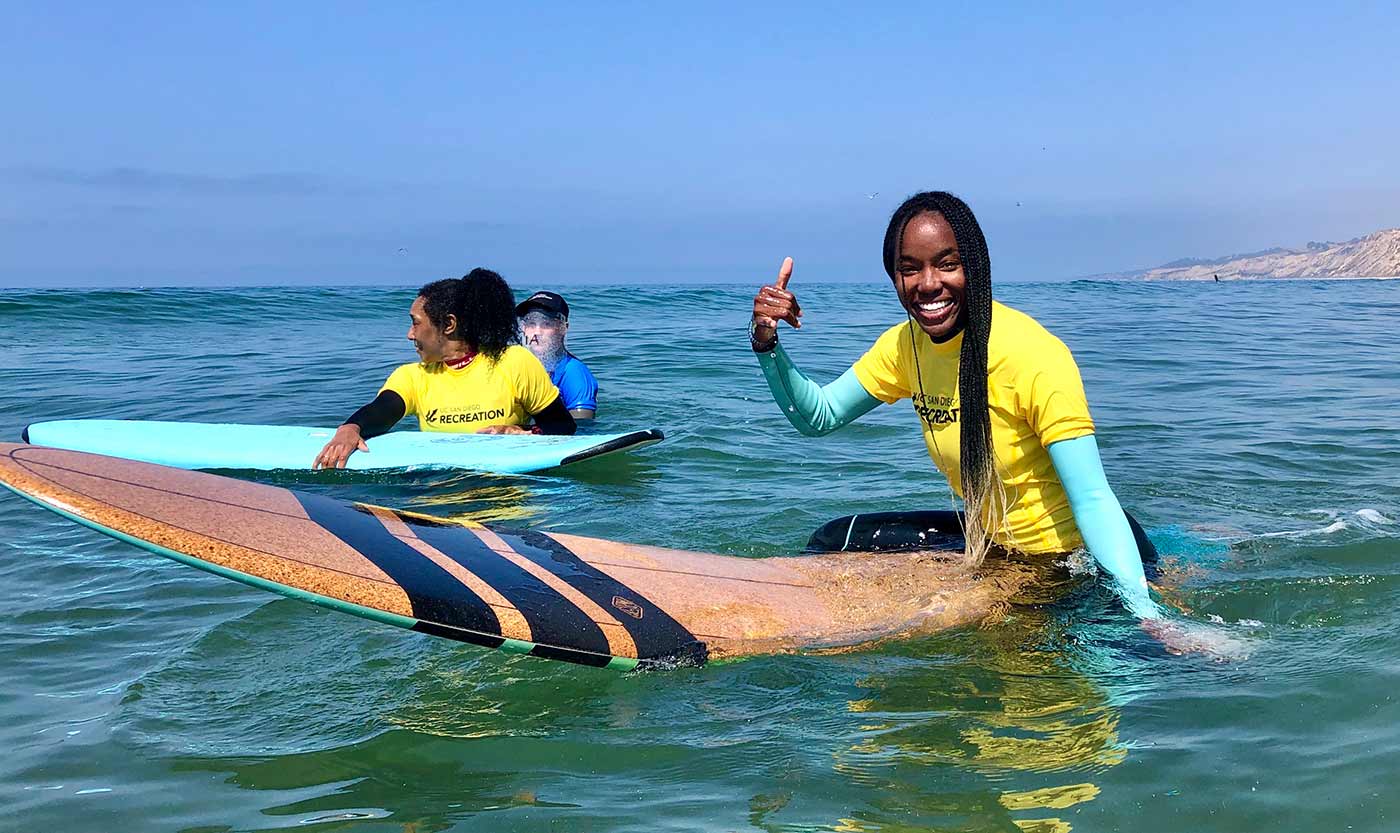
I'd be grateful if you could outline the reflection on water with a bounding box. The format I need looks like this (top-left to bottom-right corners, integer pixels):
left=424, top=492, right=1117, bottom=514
left=404, top=476, right=543, bottom=525
left=108, top=582, right=1131, bottom=831
left=831, top=611, right=1124, bottom=832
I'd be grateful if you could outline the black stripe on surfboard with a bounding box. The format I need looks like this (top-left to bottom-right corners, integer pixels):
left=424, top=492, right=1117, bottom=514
left=558, top=430, right=664, bottom=467
left=405, top=522, right=614, bottom=666
left=291, top=492, right=506, bottom=652
left=498, top=529, right=708, bottom=666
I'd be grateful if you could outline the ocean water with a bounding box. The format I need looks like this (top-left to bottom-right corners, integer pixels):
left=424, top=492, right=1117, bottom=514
left=1, top=279, right=1397, bottom=832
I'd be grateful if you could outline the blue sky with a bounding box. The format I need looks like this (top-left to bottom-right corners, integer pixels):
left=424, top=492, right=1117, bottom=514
left=3, top=2, right=1397, bottom=286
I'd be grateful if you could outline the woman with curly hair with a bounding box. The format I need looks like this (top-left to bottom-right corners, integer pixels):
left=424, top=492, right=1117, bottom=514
left=314, top=268, right=574, bottom=469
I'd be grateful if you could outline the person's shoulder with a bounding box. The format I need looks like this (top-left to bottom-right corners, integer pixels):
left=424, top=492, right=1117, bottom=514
left=989, top=302, right=1078, bottom=376
left=381, top=361, right=428, bottom=394
left=851, top=322, right=916, bottom=371
left=991, top=300, right=1047, bottom=331
left=991, top=302, right=1070, bottom=351
left=499, top=344, right=545, bottom=367
left=388, top=361, right=428, bottom=379
left=868, top=321, right=913, bottom=352
left=560, top=353, right=598, bottom=380
left=484, top=346, right=548, bottom=381
left=875, top=321, right=910, bottom=340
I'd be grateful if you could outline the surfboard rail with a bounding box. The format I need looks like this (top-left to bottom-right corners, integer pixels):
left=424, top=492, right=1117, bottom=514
left=21, top=419, right=663, bottom=474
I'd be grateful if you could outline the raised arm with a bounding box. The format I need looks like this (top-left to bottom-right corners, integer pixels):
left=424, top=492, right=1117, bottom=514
left=751, top=257, right=881, bottom=436
left=757, top=351, right=880, bottom=437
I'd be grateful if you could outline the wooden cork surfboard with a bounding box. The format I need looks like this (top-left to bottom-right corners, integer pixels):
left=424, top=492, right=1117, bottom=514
left=0, top=443, right=1004, bottom=671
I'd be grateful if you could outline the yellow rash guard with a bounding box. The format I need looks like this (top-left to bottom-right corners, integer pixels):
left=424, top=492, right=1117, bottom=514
left=851, top=302, right=1096, bottom=554
left=380, top=344, right=561, bottom=432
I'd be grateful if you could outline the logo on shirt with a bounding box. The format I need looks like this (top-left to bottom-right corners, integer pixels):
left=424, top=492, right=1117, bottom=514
left=423, top=407, right=507, bottom=426
left=912, top=392, right=959, bottom=427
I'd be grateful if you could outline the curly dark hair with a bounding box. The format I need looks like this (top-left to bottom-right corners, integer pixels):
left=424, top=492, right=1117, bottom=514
left=416, top=278, right=465, bottom=333
left=415, top=269, right=519, bottom=362
left=882, top=191, right=999, bottom=562
left=454, top=267, right=519, bottom=362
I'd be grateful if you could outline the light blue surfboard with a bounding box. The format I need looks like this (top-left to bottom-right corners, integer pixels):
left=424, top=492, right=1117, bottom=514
left=21, top=420, right=663, bottom=474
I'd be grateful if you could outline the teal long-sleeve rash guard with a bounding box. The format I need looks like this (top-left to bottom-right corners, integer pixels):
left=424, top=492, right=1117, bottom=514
left=756, top=341, right=1159, bottom=618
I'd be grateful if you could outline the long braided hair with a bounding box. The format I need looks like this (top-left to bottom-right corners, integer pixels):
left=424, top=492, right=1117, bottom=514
left=882, top=191, right=1004, bottom=564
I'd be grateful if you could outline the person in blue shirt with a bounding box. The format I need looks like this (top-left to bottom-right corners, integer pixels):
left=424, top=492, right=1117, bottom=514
left=516, top=291, right=599, bottom=420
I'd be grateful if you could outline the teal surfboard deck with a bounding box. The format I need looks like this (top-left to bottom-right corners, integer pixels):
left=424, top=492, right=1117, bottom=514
left=21, top=419, right=663, bottom=474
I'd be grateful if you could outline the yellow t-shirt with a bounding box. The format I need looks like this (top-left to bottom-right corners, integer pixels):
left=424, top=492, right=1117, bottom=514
left=380, top=345, right=561, bottom=432
left=852, top=302, right=1095, bottom=554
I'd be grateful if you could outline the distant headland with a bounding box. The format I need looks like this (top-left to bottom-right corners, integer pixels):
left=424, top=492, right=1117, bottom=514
left=1094, top=227, right=1400, bottom=281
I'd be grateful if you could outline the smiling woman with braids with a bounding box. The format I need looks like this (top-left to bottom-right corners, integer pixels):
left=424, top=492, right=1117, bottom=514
left=314, top=268, right=573, bottom=469
left=750, top=191, right=1227, bottom=654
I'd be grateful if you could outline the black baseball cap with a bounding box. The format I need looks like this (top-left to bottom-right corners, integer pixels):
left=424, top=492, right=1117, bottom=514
left=515, top=291, right=569, bottom=320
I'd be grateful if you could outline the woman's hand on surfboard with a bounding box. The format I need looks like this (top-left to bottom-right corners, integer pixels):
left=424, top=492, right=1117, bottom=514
left=751, top=257, right=803, bottom=347
left=477, top=424, right=530, bottom=435
left=313, top=424, right=369, bottom=469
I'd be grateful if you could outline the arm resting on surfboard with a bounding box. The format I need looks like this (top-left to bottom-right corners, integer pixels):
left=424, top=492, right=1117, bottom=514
left=756, top=342, right=881, bottom=437
left=531, top=396, right=577, bottom=435
left=345, top=390, right=407, bottom=439
left=1048, top=434, right=1160, bottom=619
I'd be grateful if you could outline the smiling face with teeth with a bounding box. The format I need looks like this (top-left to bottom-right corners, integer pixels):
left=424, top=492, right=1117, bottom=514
left=893, top=211, right=967, bottom=342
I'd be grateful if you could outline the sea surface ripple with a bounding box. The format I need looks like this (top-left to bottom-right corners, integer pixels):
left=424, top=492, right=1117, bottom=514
left=1, top=279, right=1397, bottom=831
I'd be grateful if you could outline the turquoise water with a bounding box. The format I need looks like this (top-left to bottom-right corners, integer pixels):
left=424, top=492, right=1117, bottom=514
left=2, top=280, right=1398, bottom=831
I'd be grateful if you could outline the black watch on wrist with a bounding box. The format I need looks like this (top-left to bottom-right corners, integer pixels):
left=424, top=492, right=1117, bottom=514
left=749, top=320, right=778, bottom=353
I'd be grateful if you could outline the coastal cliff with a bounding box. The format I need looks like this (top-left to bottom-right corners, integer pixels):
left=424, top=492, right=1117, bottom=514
left=1104, top=228, right=1400, bottom=280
